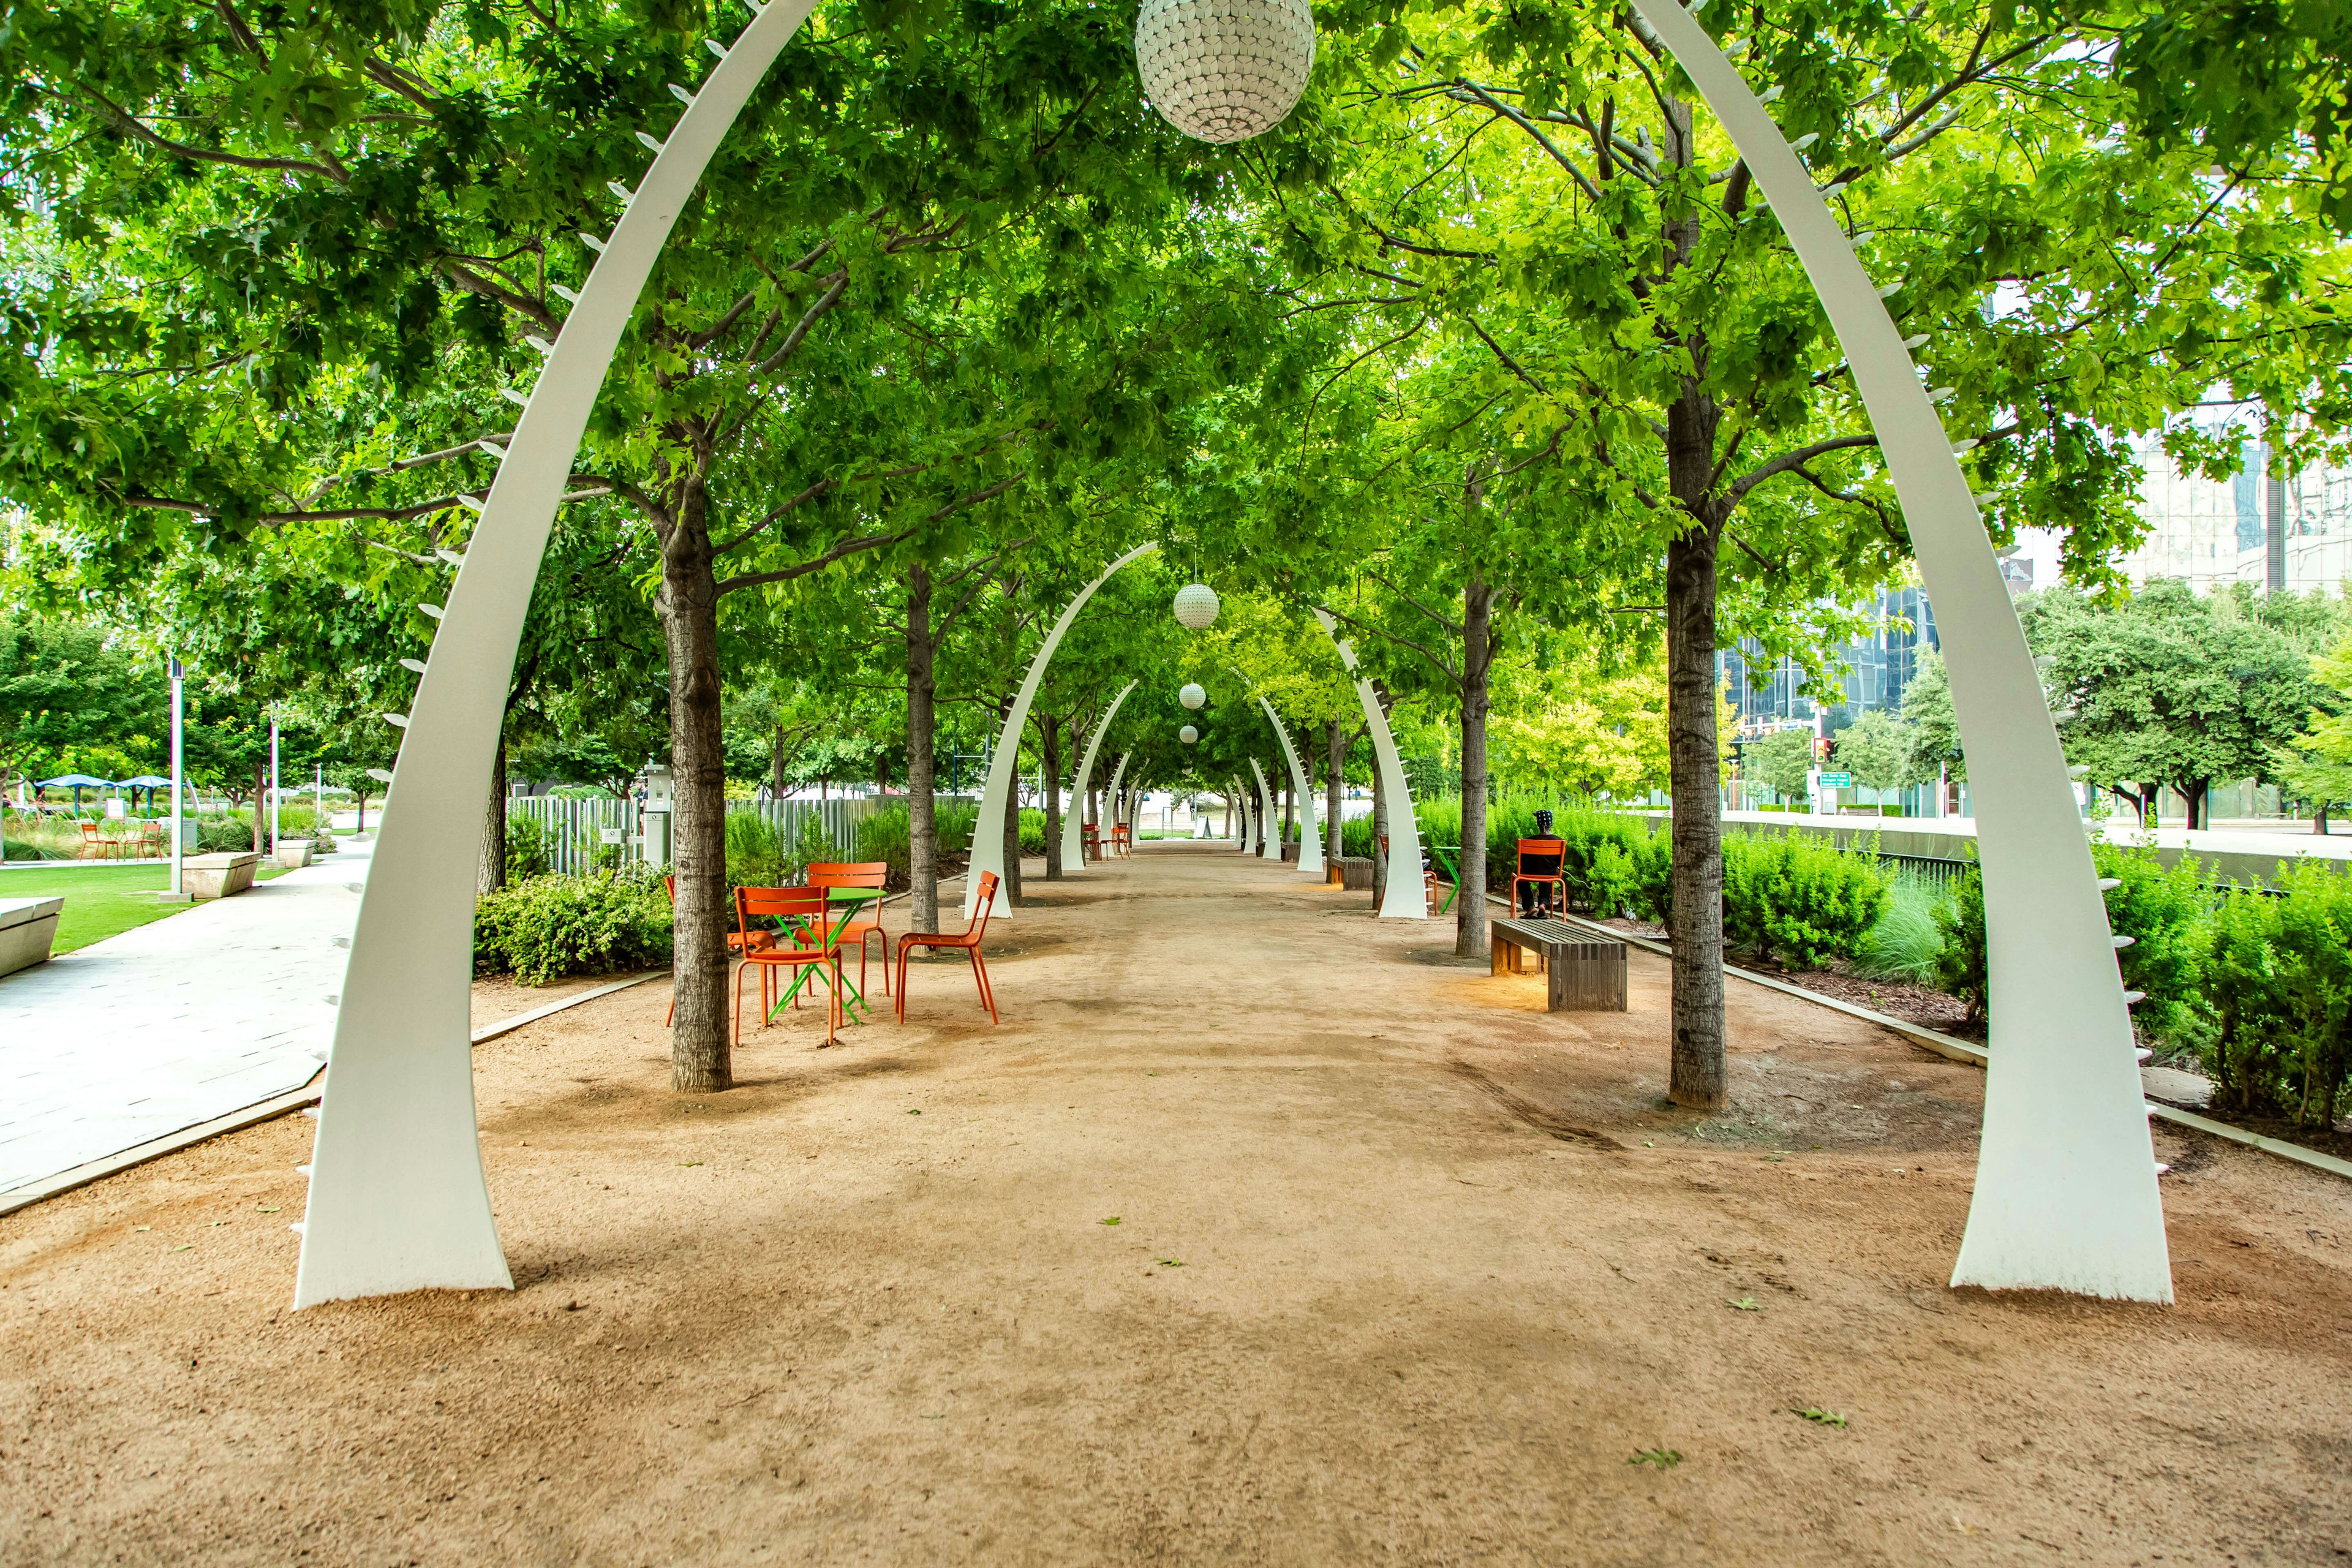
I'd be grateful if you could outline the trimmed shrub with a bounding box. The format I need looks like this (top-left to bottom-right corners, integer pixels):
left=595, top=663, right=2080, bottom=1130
left=505, top=815, right=549, bottom=882
left=2090, top=843, right=2212, bottom=1050
left=1722, top=832, right=1890, bottom=971
left=1931, top=867, right=1988, bottom=1021
left=1019, top=807, right=1047, bottom=855
left=2203, top=886, right=2289, bottom=1115
left=473, top=872, right=673, bottom=985
left=2208, top=861, right=2352, bottom=1129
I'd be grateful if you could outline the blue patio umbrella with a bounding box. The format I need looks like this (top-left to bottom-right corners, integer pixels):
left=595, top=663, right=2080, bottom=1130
left=37, top=774, right=114, bottom=815
left=118, top=774, right=175, bottom=815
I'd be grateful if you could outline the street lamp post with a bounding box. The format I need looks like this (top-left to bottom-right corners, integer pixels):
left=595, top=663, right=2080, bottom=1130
left=165, top=657, right=189, bottom=904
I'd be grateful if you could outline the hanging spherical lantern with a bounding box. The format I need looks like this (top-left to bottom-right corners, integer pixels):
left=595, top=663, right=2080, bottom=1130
left=1178, top=682, right=1207, bottom=710
left=1180, top=725, right=1199, bottom=744
left=1172, top=582, right=1221, bottom=630
left=1134, top=0, right=1317, bottom=145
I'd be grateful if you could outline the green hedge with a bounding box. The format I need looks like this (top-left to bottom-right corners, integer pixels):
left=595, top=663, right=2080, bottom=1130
left=1933, top=845, right=2352, bottom=1131
left=473, top=872, right=673, bottom=985
left=1722, top=832, right=1890, bottom=970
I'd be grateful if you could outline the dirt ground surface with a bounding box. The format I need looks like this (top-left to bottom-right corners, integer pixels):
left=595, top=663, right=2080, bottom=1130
left=5, top=844, right=2351, bottom=1566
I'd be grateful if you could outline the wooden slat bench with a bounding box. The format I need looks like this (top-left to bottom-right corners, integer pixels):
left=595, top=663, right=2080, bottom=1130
left=1490, top=918, right=1628, bottom=1012
left=1336, top=856, right=1375, bottom=891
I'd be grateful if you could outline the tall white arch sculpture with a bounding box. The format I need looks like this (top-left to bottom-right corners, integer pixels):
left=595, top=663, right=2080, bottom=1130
left=294, top=0, right=827, bottom=1309
left=1062, top=682, right=1135, bottom=871
left=1231, top=777, right=1251, bottom=852
left=1312, top=611, right=1427, bottom=920
left=1248, top=760, right=1278, bottom=859
left=967, top=544, right=1160, bottom=919
left=1629, top=0, right=2166, bottom=1301
left=1105, top=752, right=1132, bottom=849
left=1256, top=697, right=1324, bottom=878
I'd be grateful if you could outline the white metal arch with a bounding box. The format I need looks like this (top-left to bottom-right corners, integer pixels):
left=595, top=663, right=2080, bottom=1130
left=1629, top=0, right=2166, bottom=1301
left=1063, top=682, right=1136, bottom=870
left=295, top=0, right=827, bottom=1309
left=965, top=545, right=1159, bottom=919
left=1312, top=611, right=1427, bottom=920
left=1248, top=760, right=1278, bottom=859
left=1255, top=697, right=1324, bottom=878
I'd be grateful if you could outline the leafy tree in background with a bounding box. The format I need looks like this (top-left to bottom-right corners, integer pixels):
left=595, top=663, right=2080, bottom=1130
left=1901, top=646, right=1964, bottom=791
left=2030, top=581, right=2315, bottom=827
left=2282, top=627, right=2352, bottom=831
left=0, top=616, right=165, bottom=799
left=1834, top=708, right=1917, bottom=810
left=1744, top=726, right=1815, bottom=806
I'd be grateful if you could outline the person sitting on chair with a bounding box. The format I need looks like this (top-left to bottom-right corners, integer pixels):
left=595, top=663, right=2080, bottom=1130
left=1515, top=809, right=1567, bottom=919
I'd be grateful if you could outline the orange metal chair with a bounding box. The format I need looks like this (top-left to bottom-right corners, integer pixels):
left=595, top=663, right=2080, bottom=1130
left=78, top=821, right=111, bottom=861
left=1112, top=822, right=1133, bottom=856
left=1081, top=823, right=1102, bottom=861
left=1510, top=837, right=1569, bottom=919
left=734, top=885, right=843, bottom=1047
left=895, top=871, right=1001, bottom=1025
left=802, top=861, right=891, bottom=997
left=663, top=874, right=774, bottom=1028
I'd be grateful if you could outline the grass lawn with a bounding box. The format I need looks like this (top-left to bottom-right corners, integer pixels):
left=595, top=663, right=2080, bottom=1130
left=0, top=862, right=290, bottom=954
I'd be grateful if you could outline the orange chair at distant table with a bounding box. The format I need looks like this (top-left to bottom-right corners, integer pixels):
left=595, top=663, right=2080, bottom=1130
left=802, top=861, right=891, bottom=997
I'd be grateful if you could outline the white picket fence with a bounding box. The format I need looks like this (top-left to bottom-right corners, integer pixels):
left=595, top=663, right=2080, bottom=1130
left=506, top=794, right=888, bottom=876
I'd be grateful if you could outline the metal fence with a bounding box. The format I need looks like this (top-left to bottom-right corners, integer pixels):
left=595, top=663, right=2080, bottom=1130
left=507, top=793, right=890, bottom=877
left=1879, top=851, right=1977, bottom=889
left=507, top=795, right=640, bottom=875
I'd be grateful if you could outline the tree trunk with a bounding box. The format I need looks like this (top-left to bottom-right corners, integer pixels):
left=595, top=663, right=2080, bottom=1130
left=2138, top=783, right=2160, bottom=828
left=1041, top=712, right=1063, bottom=878
left=251, top=760, right=267, bottom=854
left=1458, top=567, right=1494, bottom=959
left=770, top=723, right=788, bottom=799
left=1664, top=522, right=1728, bottom=1113
left=1327, top=720, right=1346, bottom=869
left=2317, top=804, right=2331, bottom=835
left=1002, top=772, right=1023, bottom=905
left=657, top=478, right=731, bottom=1095
left=907, top=562, right=940, bottom=934
left=355, top=791, right=369, bottom=832
left=2184, top=778, right=2209, bottom=831
left=1371, top=755, right=1387, bottom=895
left=478, top=736, right=507, bottom=895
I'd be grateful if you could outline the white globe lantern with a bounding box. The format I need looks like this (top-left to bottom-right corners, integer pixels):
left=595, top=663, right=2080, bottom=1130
left=1180, top=725, right=1199, bottom=744
left=1135, top=0, right=1317, bottom=145
left=1178, top=682, right=1207, bottom=710
left=1173, top=582, right=1221, bottom=629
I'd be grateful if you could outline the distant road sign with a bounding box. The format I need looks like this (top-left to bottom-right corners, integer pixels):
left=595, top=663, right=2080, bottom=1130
left=1818, top=771, right=1853, bottom=788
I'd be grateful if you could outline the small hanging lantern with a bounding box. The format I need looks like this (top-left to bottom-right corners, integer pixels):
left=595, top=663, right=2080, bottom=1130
left=1173, top=582, right=1221, bottom=629
left=1134, top=0, right=1317, bottom=145
left=1178, top=682, right=1207, bottom=709
left=1180, top=725, right=1199, bottom=744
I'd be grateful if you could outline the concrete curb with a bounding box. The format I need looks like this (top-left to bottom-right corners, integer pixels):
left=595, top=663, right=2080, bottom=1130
left=0, top=969, right=662, bottom=1219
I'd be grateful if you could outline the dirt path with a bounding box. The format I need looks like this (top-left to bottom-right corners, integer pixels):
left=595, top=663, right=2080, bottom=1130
left=4, top=844, right=2349, bottom=1565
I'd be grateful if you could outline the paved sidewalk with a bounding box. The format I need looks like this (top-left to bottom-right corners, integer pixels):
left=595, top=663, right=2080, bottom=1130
left=0, top=842, right=370, bottom=1198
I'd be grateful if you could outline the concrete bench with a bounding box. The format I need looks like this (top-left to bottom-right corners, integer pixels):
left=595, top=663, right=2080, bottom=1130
left=0, top=895, right=64, bottom=979
left=1490, top=918, right=1627, bottom=1012
left=184, top=851, right=260, bottom=900
left=274, top=839, right=314, bottom=869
